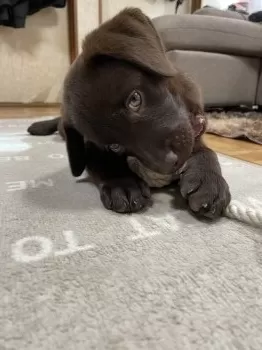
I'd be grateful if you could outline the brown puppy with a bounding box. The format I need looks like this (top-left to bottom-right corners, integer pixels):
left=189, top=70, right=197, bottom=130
left=28, top=7, right=231, bottom=218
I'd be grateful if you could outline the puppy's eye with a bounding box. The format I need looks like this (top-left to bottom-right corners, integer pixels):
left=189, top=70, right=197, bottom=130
left=127, top=91, right=142, bottom=112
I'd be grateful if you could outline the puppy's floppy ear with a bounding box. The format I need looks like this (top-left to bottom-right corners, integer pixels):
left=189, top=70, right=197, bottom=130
left=82, top=7, right=175, bottom=77
left=63, top=122, right=86, bottom=177
left=191, top=114, right=207, bottom=140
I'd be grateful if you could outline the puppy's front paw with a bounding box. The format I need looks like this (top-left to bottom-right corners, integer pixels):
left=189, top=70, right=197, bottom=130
left=180, top=169, right=231, bottom=219
left=27, top=120, right=57, bottom=136
left=100, top=177, right=151, bottom=213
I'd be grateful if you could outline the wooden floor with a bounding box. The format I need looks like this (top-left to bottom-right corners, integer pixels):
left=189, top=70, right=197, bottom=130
left=0, top=106, right=261, bottom=166
left=204, top=134, right=262, bottom=166
left=0, top=105, right=60, bottom=119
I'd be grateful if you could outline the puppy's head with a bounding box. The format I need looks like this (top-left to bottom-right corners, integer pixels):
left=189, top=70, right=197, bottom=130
left=64, top=8, right=203, bottom=177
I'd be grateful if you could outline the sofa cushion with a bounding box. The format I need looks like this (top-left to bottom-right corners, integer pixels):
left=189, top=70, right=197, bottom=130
left=167, top=50, right=260, bottom=107
left=257, top=67, right=262, bottom=105
left=152, top=14, right=262, bottom=58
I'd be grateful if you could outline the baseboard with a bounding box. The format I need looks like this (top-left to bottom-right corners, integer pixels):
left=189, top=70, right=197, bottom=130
left=0, top=104, right=60, bottom=119
left=0, top=103, right=61, bottom=108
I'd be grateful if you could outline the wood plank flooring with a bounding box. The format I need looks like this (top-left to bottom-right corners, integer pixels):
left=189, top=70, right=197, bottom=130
left=204, top=134, right=262, bottom=165
left=0, top=106, right=261, bottom=166
left=0, top=105, right=60, bottom=119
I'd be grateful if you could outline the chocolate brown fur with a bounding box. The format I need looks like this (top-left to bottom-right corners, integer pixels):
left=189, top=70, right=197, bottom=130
left=27, top=7, right=230, bottom=218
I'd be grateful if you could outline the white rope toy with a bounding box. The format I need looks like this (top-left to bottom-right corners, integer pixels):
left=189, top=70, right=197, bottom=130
left=127, top=156, right=262, bottom=228
left=224, top=200, right=262, bottom=227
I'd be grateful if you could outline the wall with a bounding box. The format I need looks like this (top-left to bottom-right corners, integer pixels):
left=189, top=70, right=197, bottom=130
left=77, top=0, right=191, bottom=50
left=102, top=0, right=191, bottom=21
left=201, top=0, right=232, bottom=9
left=77, top=0, right=99, bottom=50
left=202, top=0, right=262, bottom=11
left=0, top=7, right=70, bottom=103
left=249, top=0, right=262, bottom=12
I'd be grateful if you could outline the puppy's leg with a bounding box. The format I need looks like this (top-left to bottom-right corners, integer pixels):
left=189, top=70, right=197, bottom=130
left=64, top=123, right=151, bottom=213
left=169, top=72, right=231, bottom=219
left=27, top=117, right=61, bottom=136
left=85, top=143, right=151, bottom=213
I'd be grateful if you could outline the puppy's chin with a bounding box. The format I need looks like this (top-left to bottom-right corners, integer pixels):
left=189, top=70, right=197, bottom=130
left=127, top=156, right=188, bottom=188
left=132, top=153, right=185, bottom=176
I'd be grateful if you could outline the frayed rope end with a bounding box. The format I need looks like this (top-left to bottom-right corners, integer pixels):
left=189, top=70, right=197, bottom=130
left=224, top=200, right=262, bottom=228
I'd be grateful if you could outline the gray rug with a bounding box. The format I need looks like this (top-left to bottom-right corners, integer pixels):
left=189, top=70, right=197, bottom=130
left=206, top=110, right=262, bottom=145
left=1, top=117, right=262, bottom=350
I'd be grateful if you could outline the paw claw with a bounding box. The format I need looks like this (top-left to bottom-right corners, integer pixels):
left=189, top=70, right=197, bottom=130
left=210, top=207, right=216, bottom=214
left=100, top=178, right=151, bottom=213
left=188, top=188, right=196, bottom=195
left=180, top=170, right=230, bottom=220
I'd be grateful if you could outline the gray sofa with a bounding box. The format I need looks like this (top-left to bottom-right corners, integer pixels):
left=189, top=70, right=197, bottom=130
left=152, top=9, right=262, bottom=108
left=258, top=69, right=262, bottom=105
